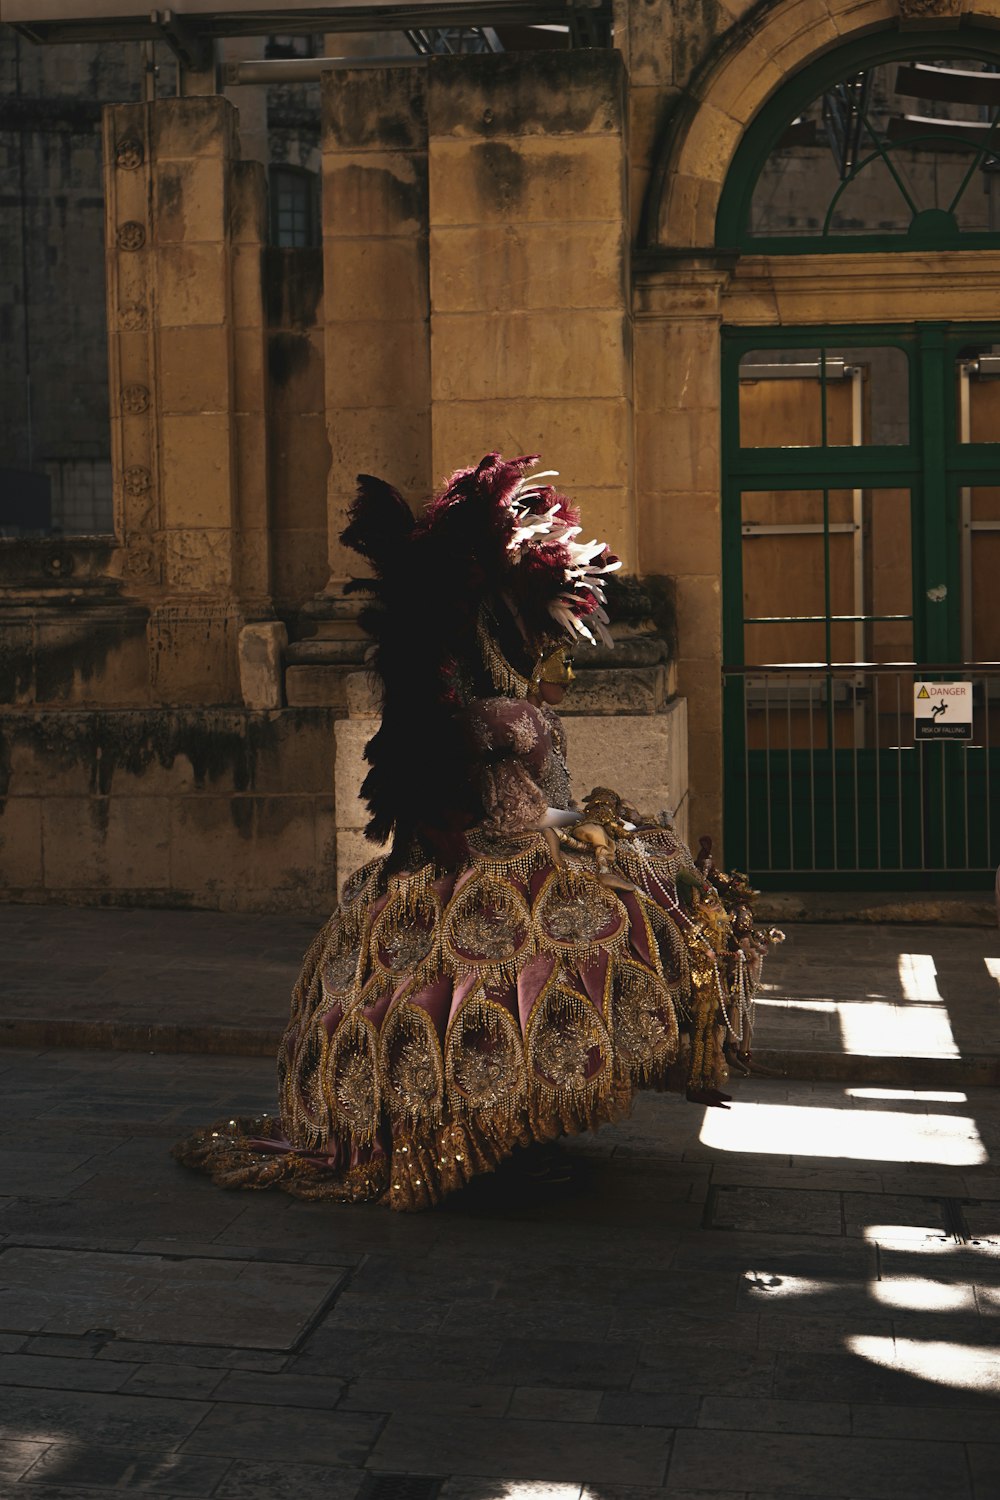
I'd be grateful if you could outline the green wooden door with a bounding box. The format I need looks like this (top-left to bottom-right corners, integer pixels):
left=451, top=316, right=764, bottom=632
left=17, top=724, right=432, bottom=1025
left=722, top=323, right=1000, bottom=889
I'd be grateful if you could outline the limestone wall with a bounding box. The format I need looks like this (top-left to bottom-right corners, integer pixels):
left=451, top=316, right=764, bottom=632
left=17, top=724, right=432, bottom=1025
left=2, top=31, right=710, bottom=913
left=0, top=708, right=338, bottom=914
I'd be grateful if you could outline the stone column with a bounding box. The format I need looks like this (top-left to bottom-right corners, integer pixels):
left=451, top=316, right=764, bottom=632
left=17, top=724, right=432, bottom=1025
left=633, top=255, right=732, bottom=849
left=320, top=65, right=432, bottom=587
left=105, top=97, right=273, bottom=705
left=426, top=50, right=636, bottom=569
left=229, top=158, right=273, bottom=619
left=104, top=107, right=160, bottom=599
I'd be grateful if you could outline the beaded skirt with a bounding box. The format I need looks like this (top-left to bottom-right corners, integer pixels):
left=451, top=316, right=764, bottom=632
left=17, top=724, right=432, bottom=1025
left=173, top=821, right=761, bottom=1211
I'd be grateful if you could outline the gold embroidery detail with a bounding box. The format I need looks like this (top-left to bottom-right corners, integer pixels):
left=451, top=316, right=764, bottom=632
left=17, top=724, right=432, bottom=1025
left=380, top=1001, right=446, bottom=1132
left=442, top=872, right=533, bottom=987
left=611, top=960, right=680, bottom=1076
left=325, top=1015, right=381, bottom=1144
left=446, top=992, right=527, bottom=1129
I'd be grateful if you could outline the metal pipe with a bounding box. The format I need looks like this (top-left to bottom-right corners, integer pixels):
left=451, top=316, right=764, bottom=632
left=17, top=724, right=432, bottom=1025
left=14, top=34, right=33, bottom=473
left=224, top=55, right=426, bottom=84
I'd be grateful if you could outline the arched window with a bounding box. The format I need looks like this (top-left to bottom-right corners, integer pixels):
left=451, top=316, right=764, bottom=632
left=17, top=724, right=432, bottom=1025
left=717, top=30, right=1000, bottom=253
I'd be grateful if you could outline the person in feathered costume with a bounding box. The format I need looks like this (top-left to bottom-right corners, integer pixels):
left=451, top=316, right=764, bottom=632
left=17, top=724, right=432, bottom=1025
left=174, top=455, right=779, bottom=1209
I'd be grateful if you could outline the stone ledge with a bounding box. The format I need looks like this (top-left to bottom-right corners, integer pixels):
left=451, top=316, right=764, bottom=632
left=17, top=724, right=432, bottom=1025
left=751, top=1048, right=1000, bottom=1088
left=566, top=664, right=674, bottom=715
left=757, top=890, right=997, bottom=928
left=285, top=638, right=368, bottom=665
left=2, top=1017, right=997, bottom=1088
left=0, top=1017, right=281, bottom=1057
left=284, top=663, right=355, bottom=708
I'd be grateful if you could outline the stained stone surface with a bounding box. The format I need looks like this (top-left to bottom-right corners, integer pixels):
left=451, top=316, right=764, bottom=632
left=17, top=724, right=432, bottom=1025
left=0, top=1246, right=347, bottom=1348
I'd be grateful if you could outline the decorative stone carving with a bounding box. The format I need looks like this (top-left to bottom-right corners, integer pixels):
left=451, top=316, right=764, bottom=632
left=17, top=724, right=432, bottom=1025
left=120, top=384, right=150, bottom=415
left=123, top=543, right=156, bottom=581
left=115, top=137, right=144, bottom=170
left=116, top=221, right=146, bottom=251
left=119, top=302, right=147, bottom=331
left=122, top=466, right=151, bottom=497
left=41, top=547, right=75, bottom=580
left=898, top=0, right=963, bottom=16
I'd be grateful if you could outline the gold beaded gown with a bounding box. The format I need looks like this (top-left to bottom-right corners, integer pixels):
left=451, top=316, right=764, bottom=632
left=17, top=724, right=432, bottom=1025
left=174, top=693, right=770, bottom=1211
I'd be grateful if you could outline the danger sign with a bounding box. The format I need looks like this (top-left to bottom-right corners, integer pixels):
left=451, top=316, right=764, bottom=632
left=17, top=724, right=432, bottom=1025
left=914, top=681, right=973, bottom=740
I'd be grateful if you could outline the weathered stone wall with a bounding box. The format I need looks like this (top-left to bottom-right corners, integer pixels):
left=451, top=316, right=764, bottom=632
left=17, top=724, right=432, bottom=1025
left=2, top=21, right=711, bottom=913
left=0, top=707, right=337, bottom=914
left=322, top=65, right=433, bottom=584
left=427, top=49, right=635, bottom=568
left=265, top=249, right=331, bottom=612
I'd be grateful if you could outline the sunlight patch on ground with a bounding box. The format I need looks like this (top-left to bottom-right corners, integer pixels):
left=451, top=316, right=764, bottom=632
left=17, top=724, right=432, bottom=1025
left=744, top=1272, right=974, bottom=1313
left=861, top=1224, right=952, bottom=1242
left=870, top=1277, right=972, bottom=1310
left=847, top=1087, right=968, bottom=1103
left=699, top=1101, right=986, bottom=1165
left=755, top=997, right=837, bottom=1012
left=497, top=1486, right=583, bottom=1500
left=848, top=1335, right=1000, bottom=1392
left=837, top=999, right=958, bottom=1057
left=742, top=1272, right=828, bottom=1300
left=986, top=956, right=1000, bottom=987
left=897, top=952, right=943, bottom=1003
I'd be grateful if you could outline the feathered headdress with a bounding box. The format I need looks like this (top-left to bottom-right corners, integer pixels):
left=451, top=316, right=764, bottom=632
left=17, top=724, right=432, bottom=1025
left=341, top=453, right=620, bottom=865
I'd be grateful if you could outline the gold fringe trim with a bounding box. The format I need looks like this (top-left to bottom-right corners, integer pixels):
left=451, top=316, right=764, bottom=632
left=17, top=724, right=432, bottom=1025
left=324, top=1012, right=382, bottom=1146
left=639, top=896, right=692, bottom=1001
left=341, top=856, right=388, bottom=911
left=465, top=827, right=552, bottom=884
left=368, top=884, right=443, bottom=996
left=285, top=1013, right=331, bottom=1152
left=532, top=869, right=630, bottom=968
left=610, top=957, right=680, bottom=1082
left=476, top=608, right=532, bottom=699
left=441, top=870, right=536, bottom=990
left=524, top=977, right=615, bottom=1135
left=444, top=989, right=528, bottom=1133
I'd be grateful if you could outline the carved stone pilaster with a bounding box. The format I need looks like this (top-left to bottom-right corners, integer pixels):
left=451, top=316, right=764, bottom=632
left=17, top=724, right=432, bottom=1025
left=104, top=101, right=161, bottom=591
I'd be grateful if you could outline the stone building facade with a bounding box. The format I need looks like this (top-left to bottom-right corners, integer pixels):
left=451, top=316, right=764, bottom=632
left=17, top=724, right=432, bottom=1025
left=2, top=0, right=999, bottom=910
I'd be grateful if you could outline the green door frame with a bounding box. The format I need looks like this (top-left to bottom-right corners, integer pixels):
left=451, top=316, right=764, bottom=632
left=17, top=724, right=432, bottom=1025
left=722, top=320, right=1000, bottom=889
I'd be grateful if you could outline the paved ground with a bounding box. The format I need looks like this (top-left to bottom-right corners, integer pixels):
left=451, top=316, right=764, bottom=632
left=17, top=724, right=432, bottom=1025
left=2, top=1047, right=1000, bottom=1497
left=3, top=904, right=1000, bottom=1082
left=0, top=906, right=313, bottom=1054
left=755, top=923, right=1000, bottom=1081
left=2, top=906, right=1000, bottom=1496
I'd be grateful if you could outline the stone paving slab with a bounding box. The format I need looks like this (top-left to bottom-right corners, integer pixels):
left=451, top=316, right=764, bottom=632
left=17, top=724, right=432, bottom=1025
left=0, top=1048, right=999, bottom=1495
left=0, top=1246, right=348, bottom=1348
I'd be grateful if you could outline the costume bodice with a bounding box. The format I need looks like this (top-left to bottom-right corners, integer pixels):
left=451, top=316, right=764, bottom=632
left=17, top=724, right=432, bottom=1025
left=466, top=697, right=571, bottom=836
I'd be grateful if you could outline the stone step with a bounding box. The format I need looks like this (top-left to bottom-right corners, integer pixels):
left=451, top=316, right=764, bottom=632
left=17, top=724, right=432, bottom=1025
left=757, top=889, right=997, bottom=927
left=3, top=1013, right=997, bottom=1093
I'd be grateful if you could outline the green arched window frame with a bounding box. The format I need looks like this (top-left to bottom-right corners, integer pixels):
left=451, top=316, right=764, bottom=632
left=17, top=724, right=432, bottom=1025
left=716, top=27, right=1000, bottom=254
